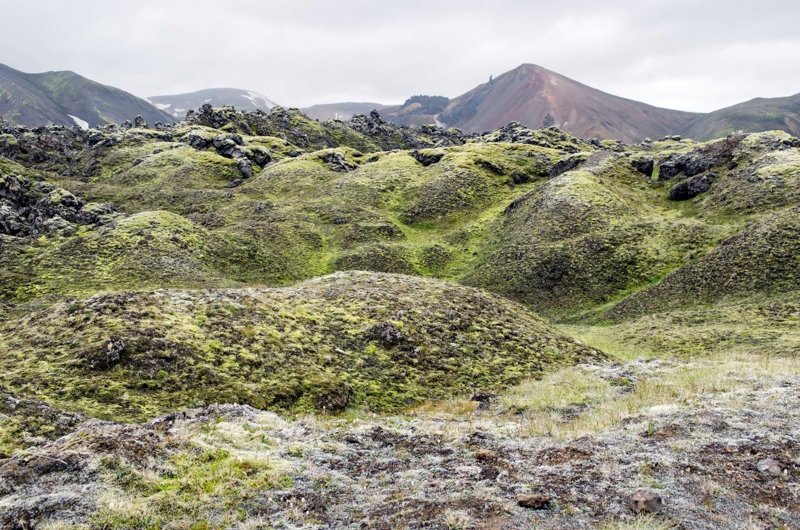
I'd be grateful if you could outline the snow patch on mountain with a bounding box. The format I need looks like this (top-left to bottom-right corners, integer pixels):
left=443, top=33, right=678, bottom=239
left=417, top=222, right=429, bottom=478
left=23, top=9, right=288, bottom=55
left=241, top=91, right=276, bottom=110
left=68, top=115, right=89, bottom=130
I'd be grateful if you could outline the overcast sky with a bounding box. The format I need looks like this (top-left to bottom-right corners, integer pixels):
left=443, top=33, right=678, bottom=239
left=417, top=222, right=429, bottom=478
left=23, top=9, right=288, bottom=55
left=2, top=0, right=799, bottom=112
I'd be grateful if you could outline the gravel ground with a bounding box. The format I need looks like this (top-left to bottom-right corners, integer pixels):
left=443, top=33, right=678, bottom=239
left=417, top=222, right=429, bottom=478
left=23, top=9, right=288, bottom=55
left=1, top=361, right=798, bottom=529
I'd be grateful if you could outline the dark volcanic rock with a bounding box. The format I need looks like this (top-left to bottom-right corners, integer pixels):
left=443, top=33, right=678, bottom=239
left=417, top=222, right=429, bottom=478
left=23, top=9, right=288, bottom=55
left=236, top=158, right=254, bottom=179
left=321, top=151, right=356, bottom=172
left=549, top=153, right=586, bottom=178
left=0, top=172, right=114, bottom=236
left=369, top=321, right=404, bottom=346
left=212, top=132, right=244, bottom=158
left=658, top=134, right=745, bottom=181
left=183, top=132, right=211, bottom=150
left=669, top=173, right=715, bottom=201
left=631, top=156, right=654, bottom=177
left=411, top=149, right=445, bottom=166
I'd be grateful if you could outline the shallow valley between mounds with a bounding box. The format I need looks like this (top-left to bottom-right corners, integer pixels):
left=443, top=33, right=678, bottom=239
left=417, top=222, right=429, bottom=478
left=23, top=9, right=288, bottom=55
left=0, top=107, right=798, bottom=528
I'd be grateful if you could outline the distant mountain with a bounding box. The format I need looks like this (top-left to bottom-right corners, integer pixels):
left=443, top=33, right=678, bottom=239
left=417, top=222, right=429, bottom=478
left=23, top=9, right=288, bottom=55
left=676, top=94, right=800, bottom=141
left=429, top=64, right=699, bottom=142
left=302, top=102, right=394, bottom=122
left=0, top=63, right=174, bottom=128
left=148, top=88, right=277, bottom=118
left=378, top=96, right=451, bottom=127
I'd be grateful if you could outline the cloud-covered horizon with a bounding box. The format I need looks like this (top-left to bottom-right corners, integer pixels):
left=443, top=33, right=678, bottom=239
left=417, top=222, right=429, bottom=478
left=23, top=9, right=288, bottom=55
left=2, top=0, right=799, bottom=112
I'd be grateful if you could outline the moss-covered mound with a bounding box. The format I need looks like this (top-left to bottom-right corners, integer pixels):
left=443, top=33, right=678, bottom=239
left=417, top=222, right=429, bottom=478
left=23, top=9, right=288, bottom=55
left=0, top=271, right=604, bottom=421
left=608, top=205, right=800, bottom=319
left=4, top=211, right=236, bottom=301
left=463, top=156, right=724, bottom=315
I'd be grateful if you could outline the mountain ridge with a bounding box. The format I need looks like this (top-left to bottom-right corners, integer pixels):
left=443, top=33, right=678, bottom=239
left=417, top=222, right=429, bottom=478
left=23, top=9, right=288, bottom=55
left=0, top=63, right=174, bottom=128
left=380, top=64, right=700, bottom=142
left=4, top=61, right=800, bottom=143
left=148, top=87, right=278, bottom=118
left=676, top=92, right=800, bottom=141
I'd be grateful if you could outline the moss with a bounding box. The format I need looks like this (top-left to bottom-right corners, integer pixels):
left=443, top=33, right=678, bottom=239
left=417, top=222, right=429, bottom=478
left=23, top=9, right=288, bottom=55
left=334, top=243, right=420, bottom=275
left=3, top=211, right=238, bottom=301
left=698, top=149, right=800, bottom=214
left=608, top=205, right=800, bottom=319
left=0, top=271, right=604, bottom=421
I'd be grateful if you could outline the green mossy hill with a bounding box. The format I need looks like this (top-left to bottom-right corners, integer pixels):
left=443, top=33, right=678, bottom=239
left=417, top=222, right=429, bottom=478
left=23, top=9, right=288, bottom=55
left=0, top=271, right=605, bottom=421
left=698, top=136, right=800, bottom=214
left=463, top=154, right=726, bottom=315
left=6, top=211, right=232, bottom=301
left=3, top=209, right=333, bottom=302
left=608, top=204, right=800, bottom=320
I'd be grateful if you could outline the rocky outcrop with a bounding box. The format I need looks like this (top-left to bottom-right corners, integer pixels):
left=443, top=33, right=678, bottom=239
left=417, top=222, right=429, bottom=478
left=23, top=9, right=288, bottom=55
left=320, top=151, right=357, bottom=172
left=630, top=156, right=654, bottom=177
left=0, top=172, right=115, bottom=236
left=658, top=134, right=745, bottom=181
left=347, top=110, right=466, bottom=150
left=549, top=152, right=590, bottom=178
left=481, top=123, right=588, bottom=152
left=411, top=149, right=445, bottom=166
left=669, top=173, right=715, bottom=200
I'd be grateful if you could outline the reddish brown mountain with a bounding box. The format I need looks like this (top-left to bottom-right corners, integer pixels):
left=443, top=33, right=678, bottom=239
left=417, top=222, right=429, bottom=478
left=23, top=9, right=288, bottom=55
left=391, top=64, right=700, bottom=143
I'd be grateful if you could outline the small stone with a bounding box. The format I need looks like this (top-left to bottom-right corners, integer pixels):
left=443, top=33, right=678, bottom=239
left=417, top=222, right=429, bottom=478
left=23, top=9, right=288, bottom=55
left=469, top=390, right=498, bottom=403
left=368, top=321, right=403, bottom=346
left=455, top=465, right=482, bottom=476
left=757, top=458, right=783, bottom=476
left=475, top=449, right=497, bottom=461
left=104, top=337, right=124, bottom=368
left=628, top=489, right=664, bottom=513
left=517, top=493, right=551, bottom=509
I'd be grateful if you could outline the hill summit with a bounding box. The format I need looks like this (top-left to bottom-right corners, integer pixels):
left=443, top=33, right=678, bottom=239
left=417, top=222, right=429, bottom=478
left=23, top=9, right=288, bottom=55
left=148, top=88, right=278, bottom=118
left=437, top=64, right=700, bottom=142
left=0, top=63, right=173, bottom=128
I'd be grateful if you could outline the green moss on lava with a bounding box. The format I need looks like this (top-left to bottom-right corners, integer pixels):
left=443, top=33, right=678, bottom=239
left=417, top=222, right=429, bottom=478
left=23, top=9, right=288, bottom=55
left=0, top=271, right=605, bottom=421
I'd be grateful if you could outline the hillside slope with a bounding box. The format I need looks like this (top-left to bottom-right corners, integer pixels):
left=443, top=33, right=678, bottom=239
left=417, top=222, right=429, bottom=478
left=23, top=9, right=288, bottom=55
left=149, top=88, right=277, bottom=118
left=437, top=64, right=699, bottom=141
left=0, top=63, right=174, bottom=128
left=677, top=93, right=800, bottom=141
left=1, top=106, right=799, bottom=528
